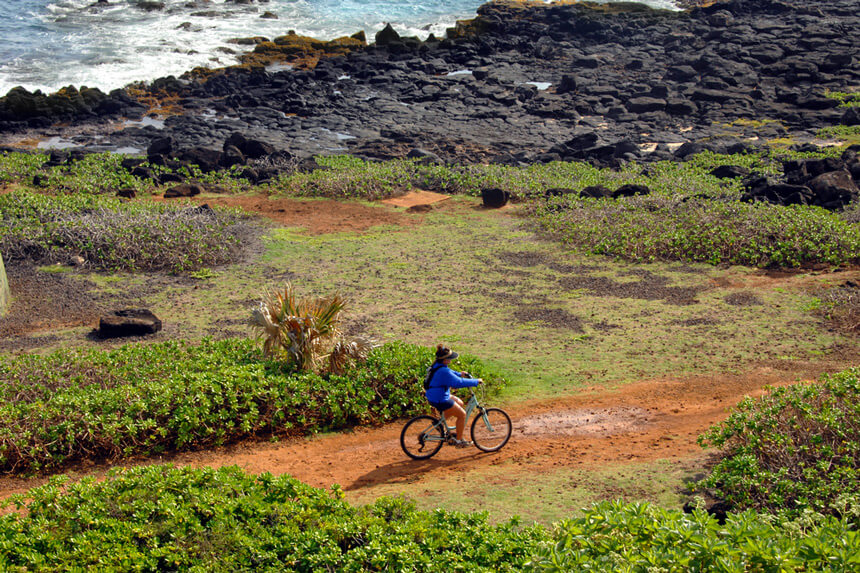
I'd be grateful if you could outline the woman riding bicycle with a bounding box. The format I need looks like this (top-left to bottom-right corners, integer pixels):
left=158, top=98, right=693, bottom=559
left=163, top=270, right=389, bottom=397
left=424, top=345, right=482, bottom=448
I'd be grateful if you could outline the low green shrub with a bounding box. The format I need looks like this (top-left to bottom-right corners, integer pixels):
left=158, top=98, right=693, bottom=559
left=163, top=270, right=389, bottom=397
left=265, top=149, right=845, bottom=202
left=0, top=151, right=46, bottom=182
left=2, top=468, right=857, bottom=572
left=0, top=339, right=503, bottom=473
left=528, top=195, right=860, bottom=268
left=0, top=465, right=547, bottom=571
left=0, top=190, right=253, bottom=272
left=37, top=152, right=149, bottom=195
left=825, top=90, right=860, bottom=108
left=697, top=368, right=860, bottom=522
left=528, top=500, right=860, bottom=571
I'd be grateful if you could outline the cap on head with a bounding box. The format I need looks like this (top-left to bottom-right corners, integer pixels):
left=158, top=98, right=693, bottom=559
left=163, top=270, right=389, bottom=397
left=435, top=344, right=458, bottom=362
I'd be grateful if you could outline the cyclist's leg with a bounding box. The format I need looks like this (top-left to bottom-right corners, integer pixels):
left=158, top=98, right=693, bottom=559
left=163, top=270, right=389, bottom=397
left=443, top=402, right=467, bottom=440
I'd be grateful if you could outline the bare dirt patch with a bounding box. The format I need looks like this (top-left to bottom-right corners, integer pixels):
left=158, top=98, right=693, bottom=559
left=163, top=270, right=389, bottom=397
left=557, top=273, right=702, bottom=305
left=517, top=407, right=651, bottom=437
left=380, top=190, right=451, bottom=209
left=176, top=194, right=419, bottom=235
left=0, top=264, right=102, bottom=342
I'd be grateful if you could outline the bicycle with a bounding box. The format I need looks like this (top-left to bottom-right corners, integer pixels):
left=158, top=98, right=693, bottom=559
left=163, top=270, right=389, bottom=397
left=400, top=385, right=512, bottom=459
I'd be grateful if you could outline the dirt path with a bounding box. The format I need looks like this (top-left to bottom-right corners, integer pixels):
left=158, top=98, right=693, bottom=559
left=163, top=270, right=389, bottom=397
left=0, top=369, right=793, bottom=505
left=178, top=370, right=789, bottom=491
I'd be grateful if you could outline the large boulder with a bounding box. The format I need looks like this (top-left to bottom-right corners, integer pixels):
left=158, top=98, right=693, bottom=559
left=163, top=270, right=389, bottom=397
left=375, top=23, right=401, bottom=46
left=98, top=309, right=162, bottom=338
left=164, top=182, right=205, bottom=198
left=177, top=147, right=223, bottom=173
left=808, top=171, right=859, bottom=209
left=481, top=187, right=509, bottom=208
left=842, top=107, right=860, bottom=126
left=223, top=132, right=275, bottom=159
left=710, top=165, right=751, bottom=179
left=612, top=184, right=650, bottom=198
left=147, top=136, right=174, bottom=157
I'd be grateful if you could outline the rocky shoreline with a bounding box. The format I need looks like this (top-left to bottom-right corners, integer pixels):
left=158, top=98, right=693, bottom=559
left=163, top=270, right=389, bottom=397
left=0, top=0, right=857, bottom=171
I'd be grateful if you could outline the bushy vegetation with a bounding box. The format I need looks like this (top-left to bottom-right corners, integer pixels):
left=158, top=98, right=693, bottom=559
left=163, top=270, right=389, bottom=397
left=825, top=89, right=860, bottom=108
left=0, top=338, right=501, bottom=473
left=0, top=151, right=46, bottom=182
left=0, top=150, right=253, bottom=195
left=529, top=195, right=860, bottom=268
left=1, top=467, right=857, bottom=572
left=698, top=368, right=860, bottom=522
left=0, top=465, right=547, bottom=571
left=269, top=151, right=786, bottom=200
left=529, top=500, right=860, bottom=572
left=0, top=190, right=252, bottom=272
left=35, top=152, right=150, bottom=195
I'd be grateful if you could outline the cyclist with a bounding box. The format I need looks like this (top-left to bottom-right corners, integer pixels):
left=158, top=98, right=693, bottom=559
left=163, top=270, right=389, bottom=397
left=424, top=344, right=482, bottom=448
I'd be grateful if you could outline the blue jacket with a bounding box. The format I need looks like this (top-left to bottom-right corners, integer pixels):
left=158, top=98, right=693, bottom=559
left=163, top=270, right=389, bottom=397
left=424, top=363, right=479, bottom=404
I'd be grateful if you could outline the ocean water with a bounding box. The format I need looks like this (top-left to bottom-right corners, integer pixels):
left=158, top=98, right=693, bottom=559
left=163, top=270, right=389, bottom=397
left=0, top=0, right=679, bottom=96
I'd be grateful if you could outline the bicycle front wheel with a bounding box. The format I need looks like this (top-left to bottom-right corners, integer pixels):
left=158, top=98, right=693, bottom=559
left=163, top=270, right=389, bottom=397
left=401, top=415, right=445, bottom=460
left=471, top=408, right=512, bottom=452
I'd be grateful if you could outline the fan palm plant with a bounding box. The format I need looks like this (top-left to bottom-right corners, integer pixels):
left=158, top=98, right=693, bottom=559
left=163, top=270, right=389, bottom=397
left=250, top=283, right=375, bottom=373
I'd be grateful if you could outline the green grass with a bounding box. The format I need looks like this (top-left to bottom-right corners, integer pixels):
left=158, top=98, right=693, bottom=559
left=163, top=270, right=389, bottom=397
left=817, top=125, right=860, bottom=146
left=825, top=89, right=860, bottom=108
left=350, top=458, right=696, bottom=525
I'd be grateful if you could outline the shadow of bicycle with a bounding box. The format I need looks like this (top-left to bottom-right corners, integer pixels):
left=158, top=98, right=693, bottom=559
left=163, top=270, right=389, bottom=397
left=347, top=449, right=490, bottom=491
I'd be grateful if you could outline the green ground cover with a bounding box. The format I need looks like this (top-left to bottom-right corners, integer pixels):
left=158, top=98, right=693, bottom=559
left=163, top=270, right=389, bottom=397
left=0, top=190, right=254, bottom=272
left=0, top=464, right=856, bottom=571
left=3, top=194, right=845, bottom=401
left=0, top=465, right=548, bottom=572
left=698, top=368, right=860, bottom=522
left=529, top=196, right=860, bottom=267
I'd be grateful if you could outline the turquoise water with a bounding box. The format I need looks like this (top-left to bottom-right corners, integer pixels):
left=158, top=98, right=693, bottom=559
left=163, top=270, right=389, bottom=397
left=0, top=0, right=679, bottom=95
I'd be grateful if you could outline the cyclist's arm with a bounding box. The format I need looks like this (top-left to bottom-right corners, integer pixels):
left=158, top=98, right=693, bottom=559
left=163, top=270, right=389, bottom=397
left=438, top=368, right=480, bottom=389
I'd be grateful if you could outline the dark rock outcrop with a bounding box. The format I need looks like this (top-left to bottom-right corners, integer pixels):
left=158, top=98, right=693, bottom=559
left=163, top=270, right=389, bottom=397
left=98, top=309, right=162, bottom=338
left=0, top=0, right=856, bottom=172
left=481, top=187, right=509, bottom=208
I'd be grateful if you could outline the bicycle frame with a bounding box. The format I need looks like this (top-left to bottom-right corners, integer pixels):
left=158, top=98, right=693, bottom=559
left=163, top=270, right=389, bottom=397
left=430, top=388, right=496, bottom=443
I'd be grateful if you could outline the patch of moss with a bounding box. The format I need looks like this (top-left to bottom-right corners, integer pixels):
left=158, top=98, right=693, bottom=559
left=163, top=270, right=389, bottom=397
left=238, top=32, right=366, bottom=70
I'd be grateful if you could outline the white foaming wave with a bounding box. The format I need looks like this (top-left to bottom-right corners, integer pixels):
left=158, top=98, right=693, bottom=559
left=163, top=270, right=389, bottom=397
left=3, top=0, right=477, bottom=94
left=2, top=0, right=682, bottom=95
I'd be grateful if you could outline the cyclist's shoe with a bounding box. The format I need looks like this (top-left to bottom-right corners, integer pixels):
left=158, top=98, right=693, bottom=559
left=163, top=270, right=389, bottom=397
left=454, top=439, right=473, bottom=448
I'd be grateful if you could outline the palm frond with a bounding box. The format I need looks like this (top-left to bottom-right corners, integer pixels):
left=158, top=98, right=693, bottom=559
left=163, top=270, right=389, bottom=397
left=249, top=283, right=362, bottom=373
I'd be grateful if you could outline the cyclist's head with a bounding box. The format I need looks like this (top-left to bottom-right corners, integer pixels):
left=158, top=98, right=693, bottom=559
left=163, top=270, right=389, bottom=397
left=435, top=344, right=458, bottom=362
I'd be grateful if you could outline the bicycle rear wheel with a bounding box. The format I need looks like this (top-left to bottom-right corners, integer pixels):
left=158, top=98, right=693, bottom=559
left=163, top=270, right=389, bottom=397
left=401, top=415, right=445, bottom=459
left=471, top=408, right=512, bottom=452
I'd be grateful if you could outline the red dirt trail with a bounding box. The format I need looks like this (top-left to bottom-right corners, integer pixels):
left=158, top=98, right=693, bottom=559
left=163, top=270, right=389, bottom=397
left=0, top=369, right=795, bottom=502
